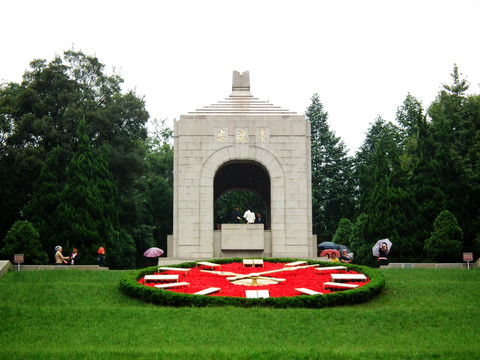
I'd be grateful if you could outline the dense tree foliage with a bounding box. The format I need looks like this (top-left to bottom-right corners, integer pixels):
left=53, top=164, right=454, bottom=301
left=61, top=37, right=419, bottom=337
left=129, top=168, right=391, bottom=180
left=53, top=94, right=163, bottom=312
left=140, top=118, right=174, bottom=258
left=331, top=218, right=353, bottom=249
left=308, top=65, right=479, bottom=265
left=0, top=50, right=156, bottom=267
left=306, top=94, right=356, bottom=243
left=1, top=51, right=478, bottom=267
left=427, top=65, right=480, bottom=255
left=0, top=220, right=48, bottom=264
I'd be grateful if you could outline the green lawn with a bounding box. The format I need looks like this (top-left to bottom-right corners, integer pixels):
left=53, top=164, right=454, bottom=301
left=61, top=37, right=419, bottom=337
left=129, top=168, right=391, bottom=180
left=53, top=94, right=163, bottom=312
left=0, top=268, right=479, bottom=359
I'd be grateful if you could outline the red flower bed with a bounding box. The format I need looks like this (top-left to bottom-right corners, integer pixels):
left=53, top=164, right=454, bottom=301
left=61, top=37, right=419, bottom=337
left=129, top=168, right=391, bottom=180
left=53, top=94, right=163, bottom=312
left=139, top=261, right=369, bottom=298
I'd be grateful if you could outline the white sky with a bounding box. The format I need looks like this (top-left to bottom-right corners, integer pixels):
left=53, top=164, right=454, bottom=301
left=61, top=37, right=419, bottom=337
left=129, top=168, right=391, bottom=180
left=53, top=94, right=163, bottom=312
left=1, top=0, right=479, bottom=154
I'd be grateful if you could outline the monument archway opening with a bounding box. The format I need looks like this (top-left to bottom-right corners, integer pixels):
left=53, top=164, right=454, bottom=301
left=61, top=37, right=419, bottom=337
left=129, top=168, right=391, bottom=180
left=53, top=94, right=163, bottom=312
left=213, top=160, right=270, bottom=229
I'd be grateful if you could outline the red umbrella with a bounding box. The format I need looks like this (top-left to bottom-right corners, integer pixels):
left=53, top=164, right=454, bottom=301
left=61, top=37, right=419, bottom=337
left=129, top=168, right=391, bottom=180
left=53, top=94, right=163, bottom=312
left=143, top=247, right=164, bottom=258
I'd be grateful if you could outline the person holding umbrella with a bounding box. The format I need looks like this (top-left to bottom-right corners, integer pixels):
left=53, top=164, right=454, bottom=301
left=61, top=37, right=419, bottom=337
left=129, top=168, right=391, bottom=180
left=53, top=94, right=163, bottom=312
left=372, top=238, right=392, bottom=267
left=378, top=242, right=389, bottom=266
left=143, top=247, right=164, bottom=266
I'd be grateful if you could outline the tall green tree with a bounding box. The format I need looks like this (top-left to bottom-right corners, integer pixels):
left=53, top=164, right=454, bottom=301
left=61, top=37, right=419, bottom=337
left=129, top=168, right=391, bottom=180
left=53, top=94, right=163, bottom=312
left=130, top=118, right=174, bottom=261
left=355, top=116, right=421, bottom=261
left=22, top=146, right=65, bottom=260
left=0, top=49, right=149, bottom=252
left=394, top=94, right=432, bottom=259
left=349, top=213, right=377, bottom=267
left=409, top=105, right=447, bottom=249
left=54, top=118, right=104, bottom=262
left=427, top=65, right=480, bottom=253
left=306, top=94, right=355, bottom=243
left=53, top=118, right=136, bottom=267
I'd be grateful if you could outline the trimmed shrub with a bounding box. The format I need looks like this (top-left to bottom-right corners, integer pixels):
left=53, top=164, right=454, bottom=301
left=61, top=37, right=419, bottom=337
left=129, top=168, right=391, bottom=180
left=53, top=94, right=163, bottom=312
left=1, top=220, right=48, bottom=264
left=424, top=210, right=463, bottom=262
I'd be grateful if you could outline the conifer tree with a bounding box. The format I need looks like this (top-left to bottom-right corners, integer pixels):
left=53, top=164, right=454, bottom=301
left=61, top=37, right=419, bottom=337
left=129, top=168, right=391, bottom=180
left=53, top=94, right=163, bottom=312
left=306, top=93, right=355, bottom=243
left=355, top=117, right=421, bottom=261
left=54, top=118, right=136, bottom=267
left=23, top=146, right=65, bottom=260
left=424, top=210, right=463, bottom=262
left=428, top=65, right=480, bottom=253
left=55, top=118, right=103, bottom=262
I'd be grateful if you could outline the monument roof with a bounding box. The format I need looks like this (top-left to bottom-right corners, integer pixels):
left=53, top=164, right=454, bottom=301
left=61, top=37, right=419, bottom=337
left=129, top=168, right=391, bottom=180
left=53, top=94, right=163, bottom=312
left=188, top=71, right=297, bottom=115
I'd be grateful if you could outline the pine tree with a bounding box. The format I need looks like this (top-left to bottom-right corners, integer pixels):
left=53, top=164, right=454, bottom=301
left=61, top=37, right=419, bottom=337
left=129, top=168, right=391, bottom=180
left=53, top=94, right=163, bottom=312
left=349, top=213, right=376, bottom=267
left=427, top=65, right=480, bottom=253
left=355, top=117, right=422, bottom=261
left=306, top=94, right=355, bottom=243
left=23, top=146, right=65, bottom=260
left=424, top=210, right=463, bottom=262
left=55, top=118, right=103, bottom=262
left=54, top=118, right=136, bottom=267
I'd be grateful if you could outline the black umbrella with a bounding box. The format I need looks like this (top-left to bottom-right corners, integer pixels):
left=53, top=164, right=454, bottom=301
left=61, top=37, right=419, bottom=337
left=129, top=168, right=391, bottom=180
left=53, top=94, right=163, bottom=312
left=317, top=241, right=340, bottom=250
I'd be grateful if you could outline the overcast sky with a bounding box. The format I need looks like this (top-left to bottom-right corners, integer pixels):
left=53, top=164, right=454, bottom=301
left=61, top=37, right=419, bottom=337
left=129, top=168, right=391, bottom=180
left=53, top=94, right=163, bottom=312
left=1, top=0, right=479, bottom=154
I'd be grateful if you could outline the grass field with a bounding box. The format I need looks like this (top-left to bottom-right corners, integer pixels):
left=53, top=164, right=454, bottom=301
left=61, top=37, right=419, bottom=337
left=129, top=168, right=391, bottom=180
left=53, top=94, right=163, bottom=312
left=0, top=268, right=479, bottom=359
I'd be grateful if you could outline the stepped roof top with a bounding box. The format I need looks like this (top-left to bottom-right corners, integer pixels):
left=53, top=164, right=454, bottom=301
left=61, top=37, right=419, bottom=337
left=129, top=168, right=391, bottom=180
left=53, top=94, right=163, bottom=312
left=188, top=71, right=296, bottom=115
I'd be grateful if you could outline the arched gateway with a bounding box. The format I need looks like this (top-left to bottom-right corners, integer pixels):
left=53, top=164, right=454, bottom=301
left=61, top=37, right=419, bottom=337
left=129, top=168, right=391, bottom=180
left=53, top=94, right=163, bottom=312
left=168, top=71, right=316, bottom=259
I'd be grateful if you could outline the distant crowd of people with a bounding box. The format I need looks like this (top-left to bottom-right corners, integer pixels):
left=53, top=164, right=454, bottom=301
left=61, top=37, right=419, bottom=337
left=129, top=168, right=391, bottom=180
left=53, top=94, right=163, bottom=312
left=54, top=245, right=107, bottom=267
left=220, top=205, right=393, bottom=267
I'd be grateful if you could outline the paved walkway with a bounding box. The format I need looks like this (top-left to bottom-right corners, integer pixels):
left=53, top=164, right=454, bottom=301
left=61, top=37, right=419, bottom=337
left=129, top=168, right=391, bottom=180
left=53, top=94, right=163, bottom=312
left=383, top=261, right=478, bottom=269
left=2, top=258, right=477, bottom=280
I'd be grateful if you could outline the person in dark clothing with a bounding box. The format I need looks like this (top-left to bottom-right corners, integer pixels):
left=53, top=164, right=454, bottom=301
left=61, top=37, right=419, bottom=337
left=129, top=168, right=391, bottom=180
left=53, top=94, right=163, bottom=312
left=378, top=242, right=389, bottom=266
left=230, top=206, right=242, bottom=223
left=97, top=247, right=107, bottom=267
left=255, top=212, right=266, bottom=229
left=69, top=248, right=80, bottom=265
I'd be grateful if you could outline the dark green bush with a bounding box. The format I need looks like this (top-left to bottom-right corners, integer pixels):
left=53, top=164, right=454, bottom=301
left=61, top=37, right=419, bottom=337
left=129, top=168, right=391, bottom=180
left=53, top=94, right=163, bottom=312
left=1, top=220, right=48, bottom=264
left=119, top=258, right=385, bottom=308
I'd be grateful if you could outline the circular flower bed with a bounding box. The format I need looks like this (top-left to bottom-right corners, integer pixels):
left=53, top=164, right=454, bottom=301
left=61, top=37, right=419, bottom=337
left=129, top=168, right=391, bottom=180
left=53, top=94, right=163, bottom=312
left=119, top=258, right=385, bottom=308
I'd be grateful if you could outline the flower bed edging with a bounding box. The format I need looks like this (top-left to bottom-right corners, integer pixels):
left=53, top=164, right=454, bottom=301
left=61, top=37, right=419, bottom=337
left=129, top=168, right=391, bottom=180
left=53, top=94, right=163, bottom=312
left=119, top=258, right=385, bottom=308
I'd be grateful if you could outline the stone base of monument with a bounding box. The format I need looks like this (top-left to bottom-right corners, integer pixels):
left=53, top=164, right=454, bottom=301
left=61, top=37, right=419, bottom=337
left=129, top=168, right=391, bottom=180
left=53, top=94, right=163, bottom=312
left=220, top=224, right=265, bottom=250
left=213, top=224, right=272, bottom=258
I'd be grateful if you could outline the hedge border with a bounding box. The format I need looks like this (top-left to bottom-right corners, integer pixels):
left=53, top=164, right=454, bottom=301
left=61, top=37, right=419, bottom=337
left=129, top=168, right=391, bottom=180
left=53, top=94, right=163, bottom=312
left=119, top=258, right=385, bottom=308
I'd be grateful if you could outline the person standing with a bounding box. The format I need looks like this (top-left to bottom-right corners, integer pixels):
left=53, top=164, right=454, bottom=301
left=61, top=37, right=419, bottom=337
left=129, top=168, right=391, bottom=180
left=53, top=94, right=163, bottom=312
left=255, top=212, right=266, bottom=229
left=54, top=246, right=70, bottom=265
left=378, top=242, right=389, bottom=266
left=69, top=248, right=80, bottom=265
left=340, top=249, right=353, bottom=263
left=97, top=247, right=107, bottom=267
left=243, top=208, right=255, bottom=224
left=230, top=206, right=242, bottom=223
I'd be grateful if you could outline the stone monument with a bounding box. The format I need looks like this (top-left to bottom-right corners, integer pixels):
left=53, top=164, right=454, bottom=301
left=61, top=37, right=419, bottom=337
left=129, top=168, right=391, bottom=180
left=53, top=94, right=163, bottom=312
left=169, top=71, right=316, bottom=259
